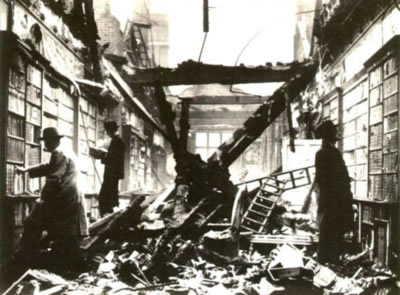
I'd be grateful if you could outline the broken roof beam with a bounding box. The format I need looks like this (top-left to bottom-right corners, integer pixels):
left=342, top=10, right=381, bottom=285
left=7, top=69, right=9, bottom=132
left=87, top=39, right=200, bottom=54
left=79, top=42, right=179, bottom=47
left=124, top=59, right=314, bottom=86
left=181, top=96, right=269, bottom=105
left=208, top=61, right=318, bottom=168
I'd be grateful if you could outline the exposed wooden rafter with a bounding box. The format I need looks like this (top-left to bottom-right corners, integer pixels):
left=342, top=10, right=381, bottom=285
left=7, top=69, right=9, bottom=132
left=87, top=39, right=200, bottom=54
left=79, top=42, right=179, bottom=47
left=124, top=59, right=315, bottom=86
left=208, top=61, right=318, bottom=168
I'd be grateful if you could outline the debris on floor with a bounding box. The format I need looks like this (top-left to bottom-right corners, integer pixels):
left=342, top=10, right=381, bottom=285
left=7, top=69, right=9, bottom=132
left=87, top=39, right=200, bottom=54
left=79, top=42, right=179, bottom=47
left=3, top=177, right=398, bottom=294
left=5, top=238, right=398, bottom=295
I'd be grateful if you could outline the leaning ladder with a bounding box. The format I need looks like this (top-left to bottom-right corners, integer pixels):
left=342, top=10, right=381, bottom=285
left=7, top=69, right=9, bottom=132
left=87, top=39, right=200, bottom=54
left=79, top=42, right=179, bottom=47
left=241, top=177, right=287, bottom=233
left=239, top=166, right=315, bottom=233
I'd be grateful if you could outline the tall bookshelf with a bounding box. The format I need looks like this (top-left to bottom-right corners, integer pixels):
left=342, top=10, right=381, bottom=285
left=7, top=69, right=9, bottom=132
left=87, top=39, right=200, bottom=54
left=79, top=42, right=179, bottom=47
left=367, top=52, right=398, bottom=203
left=342, top=80, right=368, bottom=200
left=7, top=61, right=43, bottom=195
left=79, top=97, right=98, bottom=194
left=121, top=124, right=147, bottom=191
left=361, top=35, right=400, bottom=268
left=5, top=56, right=44, bottom=254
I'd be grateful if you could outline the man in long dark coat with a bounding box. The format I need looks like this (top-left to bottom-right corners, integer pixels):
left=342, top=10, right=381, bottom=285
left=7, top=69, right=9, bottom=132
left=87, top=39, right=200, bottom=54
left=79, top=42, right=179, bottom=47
left=98, top=121, right=125, bottom=217
left=314, top=120, right=353, bottom=264
left=15, top=127, right=83, bottom=271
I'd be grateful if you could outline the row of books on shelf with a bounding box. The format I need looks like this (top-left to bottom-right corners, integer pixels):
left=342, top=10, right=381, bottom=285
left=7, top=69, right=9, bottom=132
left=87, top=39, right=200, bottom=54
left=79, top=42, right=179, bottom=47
left=27, top=84, right=42, bottom=106
left=9, top=68, right=25, bottom=89
left=7, top=137, right=42, bottom=163
left=13, top=200, right=36, bottom=227
left=7, top=113, right=24, bottom=138
left=7, top=138, right=24, bottom=162
left=8, top=88, right=25, bottom=116
left=6, top=164, right=41, bottom=196
left=6, top=164, right=24, bottom=195
left=27, top=65, right=42, bottom=88
left=7, top=116, right=42, bottom=144
left=26, top=123, right=41, bottom=144
left=26, top=104, right=41, bottom=126
left=25, top=145, right=41, bottom=166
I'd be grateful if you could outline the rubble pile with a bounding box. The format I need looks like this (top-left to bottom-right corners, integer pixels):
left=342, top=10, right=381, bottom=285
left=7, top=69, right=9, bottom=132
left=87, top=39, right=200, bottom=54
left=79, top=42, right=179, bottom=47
left=4, top=241, right=398, bottom=295
left=4, top=176, right=399, bottom=295
left=4, top=223, right=398, bottom=295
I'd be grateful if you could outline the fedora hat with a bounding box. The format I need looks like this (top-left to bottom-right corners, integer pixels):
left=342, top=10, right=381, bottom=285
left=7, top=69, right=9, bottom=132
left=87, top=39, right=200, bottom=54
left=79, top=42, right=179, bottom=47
left=39, top=127, right=64, bottom=140
left=104, top=120, right=119, bottom=131
left=315, top=120, right=337, bottom=139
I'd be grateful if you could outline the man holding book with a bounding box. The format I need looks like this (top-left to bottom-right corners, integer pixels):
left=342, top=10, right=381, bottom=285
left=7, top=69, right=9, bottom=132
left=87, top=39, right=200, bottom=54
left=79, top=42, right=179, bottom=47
left=96, top=120, right=125, bottom=217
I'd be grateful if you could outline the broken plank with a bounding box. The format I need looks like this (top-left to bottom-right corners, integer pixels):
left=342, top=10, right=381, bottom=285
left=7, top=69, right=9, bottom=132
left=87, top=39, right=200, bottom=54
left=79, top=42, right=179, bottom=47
left=81, top=209, right=126, bottom=250
left=248, top=234, right=318, bottom=245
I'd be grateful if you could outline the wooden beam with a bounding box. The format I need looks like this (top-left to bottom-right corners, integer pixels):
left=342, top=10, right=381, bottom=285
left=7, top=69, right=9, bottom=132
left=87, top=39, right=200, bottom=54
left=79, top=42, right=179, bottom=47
left=181, top=96, right=268, bottom=105
left=179, top=101, right=190, bottom=152
left=208, top=62, right=318, bottom=168
left=188, top=111, right=256, bottom=120
left=124, top=60, right=315, bottom=86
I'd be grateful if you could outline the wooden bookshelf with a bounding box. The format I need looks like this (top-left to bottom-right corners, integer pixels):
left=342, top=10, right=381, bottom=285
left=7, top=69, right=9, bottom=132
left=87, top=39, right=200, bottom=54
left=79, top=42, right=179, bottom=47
left=356, top=35, right=400, bottom=268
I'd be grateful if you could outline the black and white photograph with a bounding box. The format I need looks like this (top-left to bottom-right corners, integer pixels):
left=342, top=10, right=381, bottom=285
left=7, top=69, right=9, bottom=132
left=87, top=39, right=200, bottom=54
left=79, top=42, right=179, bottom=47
left=0, top=0, right=399, bottom=294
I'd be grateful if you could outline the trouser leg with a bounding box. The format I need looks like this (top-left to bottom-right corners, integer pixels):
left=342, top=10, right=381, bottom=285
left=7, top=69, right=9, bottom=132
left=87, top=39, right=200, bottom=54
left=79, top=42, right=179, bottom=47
left=318, top=214, right=342, bottom=264
left=19, top=206, right=45, bottom=268
left=58, top=234, right=84, bottom=272
left=99, top=179, right=118, bottom=217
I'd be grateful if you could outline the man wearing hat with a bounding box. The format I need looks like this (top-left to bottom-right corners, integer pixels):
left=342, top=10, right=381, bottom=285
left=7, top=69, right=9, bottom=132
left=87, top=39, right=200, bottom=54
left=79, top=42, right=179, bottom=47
left=14, top=127, right=84, bottom=272
left=313, top=120, right=353, bottom=264
left=98, top=120, right=125, bottom=217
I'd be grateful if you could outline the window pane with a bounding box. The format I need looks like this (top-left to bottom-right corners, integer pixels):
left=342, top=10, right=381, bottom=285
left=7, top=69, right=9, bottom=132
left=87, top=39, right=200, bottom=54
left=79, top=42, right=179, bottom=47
left=196, top=148, right=208, bottom=161
left=222, top=132, right=232, bottom=142
left=196, top=133, right=207, bottom=147
left=209, top=133, right=221, bottom=147
left=208, top=148, right=217, bottom=158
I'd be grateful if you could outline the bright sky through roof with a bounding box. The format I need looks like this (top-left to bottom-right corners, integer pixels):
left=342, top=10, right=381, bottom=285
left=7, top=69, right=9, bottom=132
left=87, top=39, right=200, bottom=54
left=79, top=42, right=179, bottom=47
left=110, top=0, right=296, bottom=95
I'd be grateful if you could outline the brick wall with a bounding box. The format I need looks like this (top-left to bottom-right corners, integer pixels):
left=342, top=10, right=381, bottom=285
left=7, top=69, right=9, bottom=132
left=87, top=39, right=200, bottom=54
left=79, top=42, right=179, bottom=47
left=93, top=0, right=124, bottom=56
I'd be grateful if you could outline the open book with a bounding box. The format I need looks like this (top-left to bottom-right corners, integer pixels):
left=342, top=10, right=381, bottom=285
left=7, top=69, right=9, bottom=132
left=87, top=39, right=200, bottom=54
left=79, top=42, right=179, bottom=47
left=89, top=147, right=107, bottom=159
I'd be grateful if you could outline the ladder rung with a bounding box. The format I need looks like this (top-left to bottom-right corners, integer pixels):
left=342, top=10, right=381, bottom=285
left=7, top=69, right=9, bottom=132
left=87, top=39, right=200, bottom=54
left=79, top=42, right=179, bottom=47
left=252, top=202, right=273, bottom=210
left=263, top=182, right=283, bottom=190
left=248, top=209, right=268, bottom=217
left=270, top=178, right=286, bottom=184
left=241, top=225, right=256, bottom=232
left=256, top=195, right=277, bottom=203
left=260, top=190, right=280, bottom=196
left=243, top=217, right=264, bottom=225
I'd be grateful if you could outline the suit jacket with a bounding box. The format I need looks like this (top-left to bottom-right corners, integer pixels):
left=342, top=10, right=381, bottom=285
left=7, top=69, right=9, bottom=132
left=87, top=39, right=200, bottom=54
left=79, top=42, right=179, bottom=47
left=102, top=135, right=125, bottom=180
left=28, top=148, right=80, bottom=232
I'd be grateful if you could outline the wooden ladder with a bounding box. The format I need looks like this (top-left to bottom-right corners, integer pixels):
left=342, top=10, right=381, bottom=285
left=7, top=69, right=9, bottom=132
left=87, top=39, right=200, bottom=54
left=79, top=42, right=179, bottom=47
left=241, top=177, right=287, bottom=233
left=238, top=166, right=315, bottom=233
left=130, top=23, right=152, bottom=68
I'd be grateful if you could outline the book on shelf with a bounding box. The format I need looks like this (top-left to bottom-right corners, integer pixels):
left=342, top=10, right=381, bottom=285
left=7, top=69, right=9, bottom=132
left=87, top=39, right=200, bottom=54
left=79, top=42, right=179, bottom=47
left=44, top=97, right=58, bottom=114
left=25, top=124, right=41, bottom=144
left=6, top=164, right=24, bottom=195
left=26, top=145, right=41, bottom=166
left=27, top=104, right=41, bottom=125
left=8, top=114, right=24, bottom=138
left=26, top=123, right=34, bottom=142
left=8, top=87, right=25, bottom=116
left=27, top=65, right=42, bottom=87
left=89, top=147, right=107, bottom=159
left=9, top=68, right=26, bottom=89
left=7, top=137, right=25, bottom=162
left=27, top=84, right=42, bottom=106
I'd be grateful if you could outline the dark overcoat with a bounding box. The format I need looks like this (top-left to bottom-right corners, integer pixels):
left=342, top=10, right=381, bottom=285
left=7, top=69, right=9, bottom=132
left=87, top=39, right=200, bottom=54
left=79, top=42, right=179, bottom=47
left=315, top=142, right=353, bottom=263
left=28, top=148, right=80, bottom=235
left=99, top=135, right=125, bottom=214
